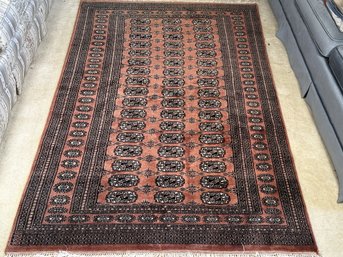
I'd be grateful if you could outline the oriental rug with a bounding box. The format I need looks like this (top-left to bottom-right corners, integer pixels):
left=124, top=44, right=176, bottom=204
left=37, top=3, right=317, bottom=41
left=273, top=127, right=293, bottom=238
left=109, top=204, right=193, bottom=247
left=7, top=1, right=318, bottom=255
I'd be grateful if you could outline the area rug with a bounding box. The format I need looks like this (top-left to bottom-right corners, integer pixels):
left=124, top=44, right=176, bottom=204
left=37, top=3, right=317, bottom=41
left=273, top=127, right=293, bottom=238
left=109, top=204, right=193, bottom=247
left=6, top=1, right=318, bottom=256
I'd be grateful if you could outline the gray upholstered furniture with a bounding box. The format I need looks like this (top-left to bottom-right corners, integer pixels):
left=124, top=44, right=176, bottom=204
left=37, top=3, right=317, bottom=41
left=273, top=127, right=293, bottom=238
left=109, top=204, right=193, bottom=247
left=0, top=0, right=52, bottom=141
left=269, top=0, right=343, bottom=202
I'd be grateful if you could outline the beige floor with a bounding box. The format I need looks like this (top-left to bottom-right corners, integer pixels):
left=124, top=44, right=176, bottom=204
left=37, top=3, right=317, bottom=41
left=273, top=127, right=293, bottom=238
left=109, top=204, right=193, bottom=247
left=0, top=0, right=342, bottom=256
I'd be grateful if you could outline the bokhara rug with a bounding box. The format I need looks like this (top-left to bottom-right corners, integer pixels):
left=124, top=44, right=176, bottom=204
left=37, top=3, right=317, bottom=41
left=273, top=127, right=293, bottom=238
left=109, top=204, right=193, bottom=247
left=7, top=1, right=318, bottom=255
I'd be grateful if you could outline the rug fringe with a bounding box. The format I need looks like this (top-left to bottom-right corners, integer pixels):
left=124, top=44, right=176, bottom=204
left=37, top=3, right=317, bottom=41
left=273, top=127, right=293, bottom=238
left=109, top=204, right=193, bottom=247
left=5, top=251, right=321, bottom=257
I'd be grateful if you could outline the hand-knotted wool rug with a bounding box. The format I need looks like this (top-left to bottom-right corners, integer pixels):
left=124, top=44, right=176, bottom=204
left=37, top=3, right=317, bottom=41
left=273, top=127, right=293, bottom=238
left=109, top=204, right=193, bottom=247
left=6, top=1, right=318, bottom=256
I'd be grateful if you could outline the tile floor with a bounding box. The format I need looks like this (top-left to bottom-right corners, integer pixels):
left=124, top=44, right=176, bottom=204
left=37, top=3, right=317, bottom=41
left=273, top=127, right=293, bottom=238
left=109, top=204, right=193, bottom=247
left=0, top=0, right=342, bottom=256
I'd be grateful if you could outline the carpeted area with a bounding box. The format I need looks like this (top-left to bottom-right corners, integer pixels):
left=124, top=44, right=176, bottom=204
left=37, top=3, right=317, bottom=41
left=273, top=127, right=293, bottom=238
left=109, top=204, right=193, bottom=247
left=6, top=1, right=317, bottom=255
left=0, top=1, right=342, bottom=257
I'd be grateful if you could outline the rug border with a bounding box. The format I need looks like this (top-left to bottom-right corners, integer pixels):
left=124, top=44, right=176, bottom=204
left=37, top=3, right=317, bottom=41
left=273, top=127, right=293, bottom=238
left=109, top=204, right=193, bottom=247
left=253, top=3, right=318, bottom=253
left=5, top=1, right=318, bottom=255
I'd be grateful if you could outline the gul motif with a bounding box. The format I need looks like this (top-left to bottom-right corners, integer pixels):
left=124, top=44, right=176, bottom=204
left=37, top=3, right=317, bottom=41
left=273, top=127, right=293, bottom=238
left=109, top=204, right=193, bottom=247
left=114, top=145, right=143, bottom=157
left=124, top=87, right=149, bottom=96
left=160, top=121, right=185, bottom=131
left=159, top=133, right=185, bottom=144
left=106, top=191, right=138, bottom=204
left=163, top=78, right=185, bottom=87
left=122, top=97, right=147, bottom=107
left=155, top=175, right=185, bottom=188
left=161, top=99, right=185, bottom=108
left=109, top=174, right=140, bottom=187
left=201, top=192, right=230, bottom=205
left=116, top=132, right=144, bottom=143
left=112, top=160, right=141, bottom=172
left=157, top=160, right=185, bottom=172
left=154, top=191, right=185, bottom=204
left=198, top=89, right=220, bottom=97
left=200, top=161, right=226, bottom=173
left=162, top=88, right=185, bottom=97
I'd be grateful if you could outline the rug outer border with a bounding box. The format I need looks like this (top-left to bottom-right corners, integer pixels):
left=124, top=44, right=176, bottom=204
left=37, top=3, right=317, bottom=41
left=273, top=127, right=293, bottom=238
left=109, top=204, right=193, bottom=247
left=251, top=2, right=318, bottom=253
